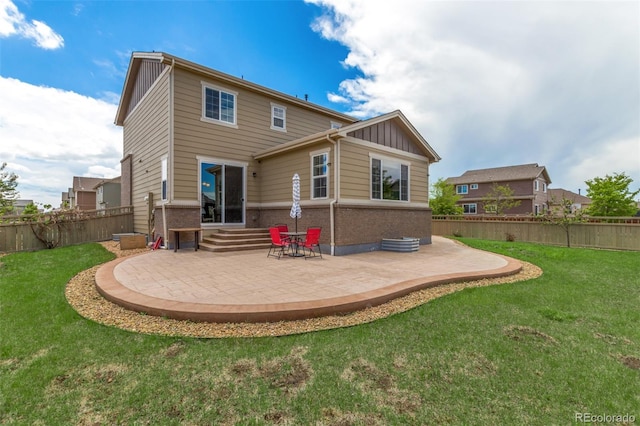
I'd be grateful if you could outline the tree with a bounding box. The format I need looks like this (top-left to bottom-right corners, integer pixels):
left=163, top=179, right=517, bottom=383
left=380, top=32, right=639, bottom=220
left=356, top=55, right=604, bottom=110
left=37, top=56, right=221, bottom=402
left=430, top=178, right=463, bottom=215
left=542, top=196, right=586, bottom=248
left=481, top=183, right=521, bottom=215
left=585, top=172, right=639, bottom=217
left=0, top=162, right=19, bottom=215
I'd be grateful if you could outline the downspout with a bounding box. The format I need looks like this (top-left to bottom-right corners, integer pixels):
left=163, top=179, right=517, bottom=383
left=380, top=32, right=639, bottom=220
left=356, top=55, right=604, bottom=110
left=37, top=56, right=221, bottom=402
left=163, top=58, right=176, bottom=249
left=326, top=134, right=339, bottom=256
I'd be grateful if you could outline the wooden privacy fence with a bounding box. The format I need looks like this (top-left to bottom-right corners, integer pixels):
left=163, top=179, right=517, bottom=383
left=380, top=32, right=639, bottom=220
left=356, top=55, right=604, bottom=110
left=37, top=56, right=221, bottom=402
left=0, top=206, right=134, bottom=253
left=432, top=215, right=640, bottom=251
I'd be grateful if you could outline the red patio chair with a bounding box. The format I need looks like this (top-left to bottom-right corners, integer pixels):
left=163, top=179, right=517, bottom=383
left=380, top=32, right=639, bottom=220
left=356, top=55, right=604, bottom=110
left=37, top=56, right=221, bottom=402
left=299, top=227, right=322, bottom=259
left=275, top=223, right=291, bottom=243
left=267, top=227, right=291, bottom=259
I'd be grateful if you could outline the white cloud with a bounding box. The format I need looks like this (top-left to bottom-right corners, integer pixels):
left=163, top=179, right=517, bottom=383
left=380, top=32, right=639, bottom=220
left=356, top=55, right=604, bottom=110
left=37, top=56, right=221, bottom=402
left=0, top=0, right=64, bottom=49
left=307, top=0, right=640, bottom=194
left=0, top=77, right=122, bottom=207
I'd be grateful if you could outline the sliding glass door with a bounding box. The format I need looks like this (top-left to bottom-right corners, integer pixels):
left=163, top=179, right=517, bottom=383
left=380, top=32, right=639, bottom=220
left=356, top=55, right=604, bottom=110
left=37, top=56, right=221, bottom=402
left=200, top=159, right=245, bottom=225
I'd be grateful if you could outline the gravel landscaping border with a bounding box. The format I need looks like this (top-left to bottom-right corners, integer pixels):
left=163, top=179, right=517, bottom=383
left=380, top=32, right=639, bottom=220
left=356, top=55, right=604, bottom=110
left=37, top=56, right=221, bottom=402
left=65, top=241, right=542, bottom=338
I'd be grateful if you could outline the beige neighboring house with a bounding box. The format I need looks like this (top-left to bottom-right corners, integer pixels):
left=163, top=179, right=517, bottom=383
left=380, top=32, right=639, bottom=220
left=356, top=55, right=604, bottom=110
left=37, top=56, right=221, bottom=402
left=65, top=176, right=104, bottom=210
left=547, top=188, right=592, bottom=214
left=115, top=51, right=441, bottom=255
left=446, top=163, right=552, bottom=215
left=93, top=177, right=122, bottom=210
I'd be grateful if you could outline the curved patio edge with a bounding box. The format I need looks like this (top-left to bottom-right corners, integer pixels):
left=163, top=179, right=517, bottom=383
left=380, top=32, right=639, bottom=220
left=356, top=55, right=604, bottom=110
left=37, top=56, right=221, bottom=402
left=95, top=253, right=522, bottom=324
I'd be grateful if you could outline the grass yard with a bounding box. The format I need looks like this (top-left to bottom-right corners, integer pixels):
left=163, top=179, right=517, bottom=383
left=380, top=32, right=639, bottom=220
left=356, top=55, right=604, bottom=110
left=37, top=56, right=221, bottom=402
left=1, top=239, right=638, bottom=425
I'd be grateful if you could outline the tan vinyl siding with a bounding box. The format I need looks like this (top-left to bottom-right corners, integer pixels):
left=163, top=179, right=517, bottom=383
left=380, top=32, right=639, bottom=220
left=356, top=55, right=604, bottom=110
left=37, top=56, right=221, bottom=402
left=259, top=143, right=333, bottom=203
left=340, top=141, right=429, bottom=203
left=123, top=71, right=170, bottom=234
left=127, top=59, right=167, bottom=116
left=171, top=68, right=342, bottom=202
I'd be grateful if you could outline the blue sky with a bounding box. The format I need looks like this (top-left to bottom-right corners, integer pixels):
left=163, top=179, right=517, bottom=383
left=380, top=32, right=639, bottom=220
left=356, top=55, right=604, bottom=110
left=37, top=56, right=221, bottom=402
left=1, top=0, right=639, bottom=208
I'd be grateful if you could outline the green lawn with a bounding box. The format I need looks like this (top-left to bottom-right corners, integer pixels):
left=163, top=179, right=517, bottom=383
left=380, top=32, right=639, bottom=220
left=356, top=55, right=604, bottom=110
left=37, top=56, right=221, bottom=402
left=1, top=240, right=638, bottom=425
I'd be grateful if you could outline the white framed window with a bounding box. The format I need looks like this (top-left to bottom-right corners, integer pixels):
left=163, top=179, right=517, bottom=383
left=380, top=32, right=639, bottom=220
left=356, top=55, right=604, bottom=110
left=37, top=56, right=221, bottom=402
left=463, top=203, right=477, bottom=214
left=371, top=155, right=409, bottom=201
left=311, top=151, right=329, bottom=199
left=161, top=157, right=168, bottom=201
left=470, top=184, right=478, bottom=190
left=202, top=83, right=237, bottom=126
left=534, top=180, right=539, bottom=191
left=271, top=103, right=286, bottom=131
left=330, top=121, right=342, bottom=129
left=484, top=203, right=496, bottom=213
left=456, top=184, right=469, bottom=194
left=543, top=182, right=547, bottom=193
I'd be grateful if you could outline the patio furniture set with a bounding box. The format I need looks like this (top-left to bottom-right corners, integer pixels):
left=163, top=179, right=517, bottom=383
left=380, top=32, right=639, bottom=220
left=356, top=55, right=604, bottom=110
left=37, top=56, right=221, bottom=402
left=267, top=225, right=323, bottom=260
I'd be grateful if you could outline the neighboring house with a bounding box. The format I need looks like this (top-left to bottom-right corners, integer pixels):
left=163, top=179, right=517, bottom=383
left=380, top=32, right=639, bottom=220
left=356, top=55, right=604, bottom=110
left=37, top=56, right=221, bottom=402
left=446, top=163, right=551, bottom=215
left=115, top=52, right=441, bottom=255
left=11, top=199, right=34, bottom=215
left=67, top=176, right=104, bottom=210
left=94, top=177, right=122, bottom=210
left=547, top=188, right=591, bottom=214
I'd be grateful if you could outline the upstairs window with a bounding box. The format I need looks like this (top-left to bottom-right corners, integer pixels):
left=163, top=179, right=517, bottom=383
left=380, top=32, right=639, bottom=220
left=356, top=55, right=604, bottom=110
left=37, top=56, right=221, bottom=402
left=311, top=152, right=328, bottom=199
left=470, top=184, right=478, bottom=190
left=202, top=83, right=236, bottom=126
left=371, top=156, right=409, bottom=201
left=534, top=180, right=539, bottom=191
left=271, top=103, right=286, bottom=131
left=456, top=184, right=469, bottom=194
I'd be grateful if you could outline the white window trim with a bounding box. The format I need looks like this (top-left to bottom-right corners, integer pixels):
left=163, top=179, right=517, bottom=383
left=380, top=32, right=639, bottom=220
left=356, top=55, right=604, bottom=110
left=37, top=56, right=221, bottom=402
left=456, top=184, right=469, bottom=195
left=161, top=156, right=168, bottom=202
left=543, top=182, right=547, bottom=193
left=270, top=103, right=286, bottom=132
left=369, top=153, right=411, bottom=202
left=310, top=149, right=330, bottom=200
left=534, top=180, right=539, bottom=191
left=463, top=203, right=477, bottom=214
left=470, top=184, right=478, bottom=190
left=200, top=82, right=238, bottom=128
left=330, top=121, right=342, bottom=129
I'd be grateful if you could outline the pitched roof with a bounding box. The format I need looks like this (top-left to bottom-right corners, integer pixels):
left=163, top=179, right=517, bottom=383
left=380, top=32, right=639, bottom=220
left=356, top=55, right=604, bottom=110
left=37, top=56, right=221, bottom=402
left=548, top=188, right=591, bottom=204
left=254, top=110, right=440, bottom=162
left=72, top=176, right=104, bottom=192
left=446, top=163, right=551, bottom=185
left=115, top=51, right=358, bottom=126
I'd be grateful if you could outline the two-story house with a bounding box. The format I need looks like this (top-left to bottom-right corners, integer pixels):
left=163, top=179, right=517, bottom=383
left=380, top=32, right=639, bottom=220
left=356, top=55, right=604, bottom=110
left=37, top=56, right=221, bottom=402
left=446, top=163, right=551, bottom=215
left=115, top=52, right=441, bottom=255
left=65, top=176, right=104, bottom=211
left=93, top=177, right=122, bottom=210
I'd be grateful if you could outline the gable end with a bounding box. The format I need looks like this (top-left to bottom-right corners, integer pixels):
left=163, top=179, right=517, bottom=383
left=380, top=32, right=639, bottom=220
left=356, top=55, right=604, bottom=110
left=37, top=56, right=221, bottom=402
left=347, top=119, right=422, bottom=155
left=126, top=59, right=167, bottom=117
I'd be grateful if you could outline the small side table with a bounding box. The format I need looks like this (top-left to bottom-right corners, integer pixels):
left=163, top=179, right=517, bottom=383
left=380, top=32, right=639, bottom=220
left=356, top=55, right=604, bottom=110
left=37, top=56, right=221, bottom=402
left=169, top=227, right=201, bottom=252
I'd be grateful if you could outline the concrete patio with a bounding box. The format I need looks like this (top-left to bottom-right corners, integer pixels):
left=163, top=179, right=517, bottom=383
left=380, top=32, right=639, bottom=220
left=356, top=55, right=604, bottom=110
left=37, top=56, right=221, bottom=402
left=95, top=236, right=522, bottom=323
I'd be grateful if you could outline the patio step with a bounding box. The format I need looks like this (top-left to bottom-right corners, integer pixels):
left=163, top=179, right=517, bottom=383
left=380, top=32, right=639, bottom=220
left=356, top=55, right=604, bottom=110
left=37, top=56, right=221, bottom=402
left=200, top=228, right=271, bottom=253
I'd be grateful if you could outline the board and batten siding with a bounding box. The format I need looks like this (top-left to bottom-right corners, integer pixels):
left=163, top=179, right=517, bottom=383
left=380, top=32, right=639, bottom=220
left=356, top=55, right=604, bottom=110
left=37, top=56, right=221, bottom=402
left=171, top=68, right=348, bottom=202
left=339, top=140, right=429, bottom=203
left=123, top=70, right=170, bottom=234
left=259, top=143, right=334, bottom=204
left=347, top=118, right=423, bottom=156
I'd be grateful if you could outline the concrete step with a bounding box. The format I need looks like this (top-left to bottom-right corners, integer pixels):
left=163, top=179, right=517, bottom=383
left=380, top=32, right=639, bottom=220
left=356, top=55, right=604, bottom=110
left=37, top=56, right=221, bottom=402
left=200, top=228, right=271, bottom=253
left=203, top=236, right=271, bottom=246
left=199, top=242, right=271, bottom=253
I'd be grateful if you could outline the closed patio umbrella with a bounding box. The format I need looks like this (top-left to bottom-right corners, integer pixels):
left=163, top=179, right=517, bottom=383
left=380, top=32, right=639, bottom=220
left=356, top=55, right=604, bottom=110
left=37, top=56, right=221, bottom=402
left=290, top=173, right=302, bottom=232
